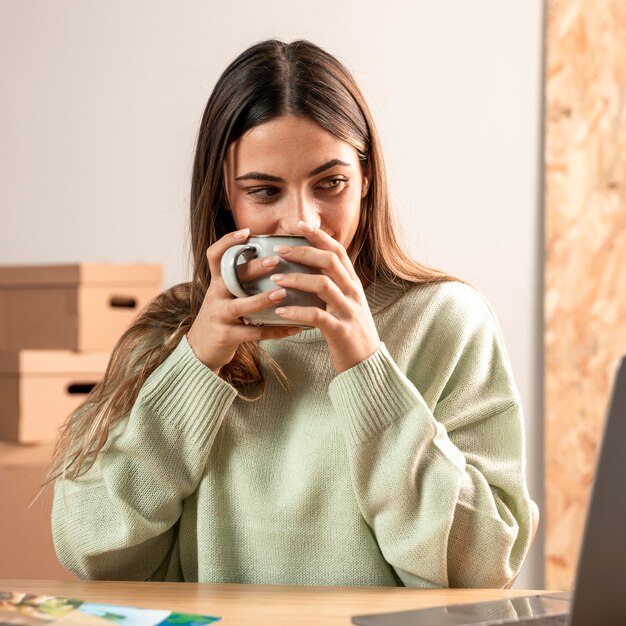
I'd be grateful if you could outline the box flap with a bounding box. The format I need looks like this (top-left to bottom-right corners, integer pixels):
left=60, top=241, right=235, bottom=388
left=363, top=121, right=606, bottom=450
left=0, top=263, right=163, bottom=287
left=0, top=350, right=110, bottom=375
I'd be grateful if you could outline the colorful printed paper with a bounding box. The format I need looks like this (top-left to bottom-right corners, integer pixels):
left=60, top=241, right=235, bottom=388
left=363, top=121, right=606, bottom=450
left=0, top=591, right=220, bottom=626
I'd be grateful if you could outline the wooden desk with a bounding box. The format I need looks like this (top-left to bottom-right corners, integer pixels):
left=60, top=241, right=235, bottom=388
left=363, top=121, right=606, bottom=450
left=0, top=580, right=550, bottom=625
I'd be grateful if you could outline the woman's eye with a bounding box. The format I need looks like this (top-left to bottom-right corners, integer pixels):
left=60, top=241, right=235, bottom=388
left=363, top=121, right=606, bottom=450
left=318, top=177, right=348, bottom=191
left=246, top=187, right=280, bottom=201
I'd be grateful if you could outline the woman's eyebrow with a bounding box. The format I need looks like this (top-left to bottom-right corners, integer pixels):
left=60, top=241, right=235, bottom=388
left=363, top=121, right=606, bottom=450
left=234, top=172, right=284, bottom=182
left=234, top=159, right=351, bottom=182
left=308, top=159, right=351, bottom=177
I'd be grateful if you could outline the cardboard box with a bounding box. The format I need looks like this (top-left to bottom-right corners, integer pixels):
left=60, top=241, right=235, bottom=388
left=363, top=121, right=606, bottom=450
left=0, top=442, right=76, bottom=580
left=0, top=349, right=109, bottom=443
left=0, top=263, right=163, bottom=351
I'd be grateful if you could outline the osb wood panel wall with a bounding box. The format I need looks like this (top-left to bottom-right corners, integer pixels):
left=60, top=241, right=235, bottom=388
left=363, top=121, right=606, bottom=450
left=545, top=0, right=626, bottom=589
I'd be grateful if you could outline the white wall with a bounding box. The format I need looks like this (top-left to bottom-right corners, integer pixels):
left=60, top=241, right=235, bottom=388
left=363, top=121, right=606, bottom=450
left=0, top=0, right=545, bottom=588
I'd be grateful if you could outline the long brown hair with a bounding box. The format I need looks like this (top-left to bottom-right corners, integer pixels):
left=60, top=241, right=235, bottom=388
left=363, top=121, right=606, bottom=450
left=47, top=39, right=455, bottom=484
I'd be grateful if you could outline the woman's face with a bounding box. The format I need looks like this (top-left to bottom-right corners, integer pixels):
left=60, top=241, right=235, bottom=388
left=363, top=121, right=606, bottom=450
left=223, top=114, right=369, bottom=254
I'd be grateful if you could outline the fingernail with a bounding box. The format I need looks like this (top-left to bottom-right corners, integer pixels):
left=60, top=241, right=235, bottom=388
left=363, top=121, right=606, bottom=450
left=268, top=288, right=287, bottom=300
left=234, top=228, right=250, bottom=240
left=274, top=307, right=287, bottom=315
left=270, top=274, right=285, bottom=282
left=261, top=256, right=279, bottom=267
left=298, top=220, right=314, bottom=233
left=274, top=245, right=291, bottom=255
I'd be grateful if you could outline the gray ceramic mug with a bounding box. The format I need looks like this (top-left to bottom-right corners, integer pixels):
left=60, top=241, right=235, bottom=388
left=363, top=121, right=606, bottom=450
left=220, top=235, right=326, bottom=327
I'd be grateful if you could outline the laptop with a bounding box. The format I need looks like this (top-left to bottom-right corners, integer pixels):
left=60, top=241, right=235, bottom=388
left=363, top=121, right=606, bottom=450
left=352, top=356, right=626, bottom=626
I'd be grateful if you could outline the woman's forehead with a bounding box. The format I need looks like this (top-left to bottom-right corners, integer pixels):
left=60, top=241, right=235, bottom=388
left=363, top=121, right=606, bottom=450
left=225, top=115, right=359, bottom=178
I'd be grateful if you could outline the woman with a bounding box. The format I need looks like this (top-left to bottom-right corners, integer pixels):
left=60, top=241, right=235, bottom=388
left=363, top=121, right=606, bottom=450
left=50, top=39, right=533, bottom=588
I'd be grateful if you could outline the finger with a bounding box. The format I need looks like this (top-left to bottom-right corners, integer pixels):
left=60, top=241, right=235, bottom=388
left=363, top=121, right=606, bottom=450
left=273, top=304, right=340, bottom=333
left=223, top=287, right=290, bottom=321
left=296, top=220, right=360, bottom=281
left=236, top=254, right=281, bottom=283
left=205, top=228, right=250, bottom=280
left=269, top=272, right=350, bottom=314
left=273, top=244, right=357, bottom=296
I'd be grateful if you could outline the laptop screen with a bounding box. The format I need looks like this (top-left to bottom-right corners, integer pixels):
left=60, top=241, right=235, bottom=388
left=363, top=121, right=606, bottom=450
left=569, top=357, right=626, bottom=626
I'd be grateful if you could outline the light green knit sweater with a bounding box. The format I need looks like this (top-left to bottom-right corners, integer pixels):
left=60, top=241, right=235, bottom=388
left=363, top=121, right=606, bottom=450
left=52, top=279, right=533, bottom=588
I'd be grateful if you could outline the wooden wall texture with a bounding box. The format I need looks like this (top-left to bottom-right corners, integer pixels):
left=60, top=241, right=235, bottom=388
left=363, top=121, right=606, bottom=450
left=545, top=0, right=626, bottom=590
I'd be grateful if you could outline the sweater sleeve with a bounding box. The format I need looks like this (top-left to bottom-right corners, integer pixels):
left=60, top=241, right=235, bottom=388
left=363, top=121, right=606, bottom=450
left=327, top=284, right=533, bottom=588
left=51, top=335, right=238, bottom=581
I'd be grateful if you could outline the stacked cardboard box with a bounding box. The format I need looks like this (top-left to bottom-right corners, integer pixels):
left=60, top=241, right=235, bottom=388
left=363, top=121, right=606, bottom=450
left=0, top=263, right=163, bottom=578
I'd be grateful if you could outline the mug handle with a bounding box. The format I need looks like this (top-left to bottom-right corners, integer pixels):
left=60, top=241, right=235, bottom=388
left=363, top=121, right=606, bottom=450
left=220, top=244, right=259, bottom=298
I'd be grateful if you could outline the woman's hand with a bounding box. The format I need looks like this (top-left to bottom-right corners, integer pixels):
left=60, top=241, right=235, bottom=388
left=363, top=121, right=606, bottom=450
left=187, top=228, right=304, bottom=374
left=270, top=220, right=381, bottom=373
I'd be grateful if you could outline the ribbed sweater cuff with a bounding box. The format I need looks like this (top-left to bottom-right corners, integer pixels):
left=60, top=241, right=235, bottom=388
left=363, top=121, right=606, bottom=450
left=328, top=342, right=429, bottom=446
left=139, top=334, right=238, bottom=450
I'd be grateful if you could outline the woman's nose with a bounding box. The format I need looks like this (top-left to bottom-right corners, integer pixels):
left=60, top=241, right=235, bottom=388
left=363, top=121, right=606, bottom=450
left=278, top=200, right=320, bottom=233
